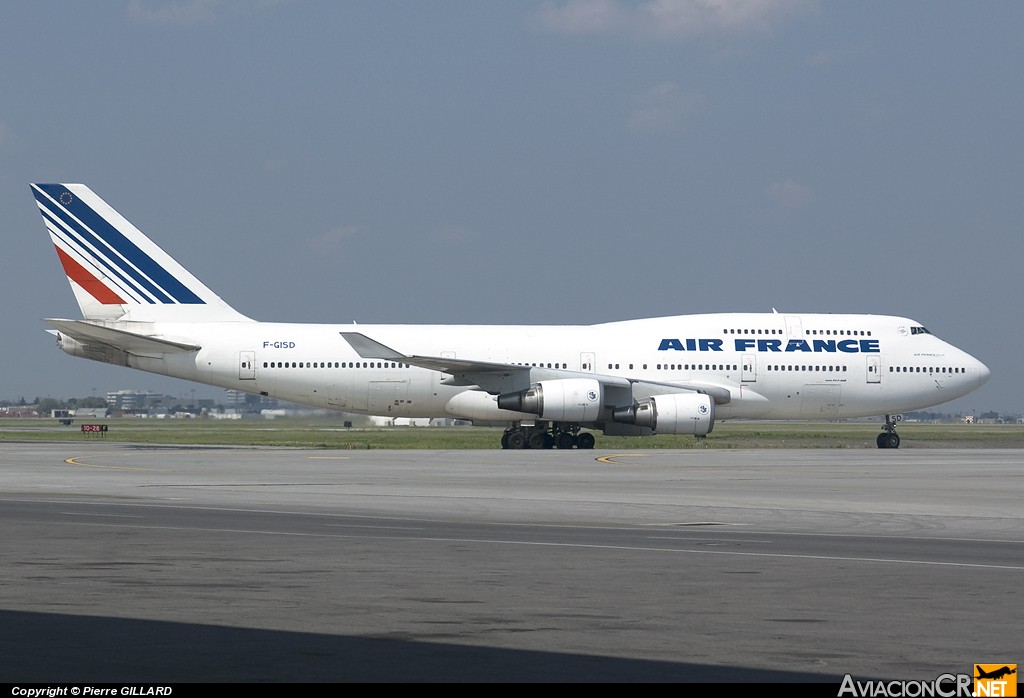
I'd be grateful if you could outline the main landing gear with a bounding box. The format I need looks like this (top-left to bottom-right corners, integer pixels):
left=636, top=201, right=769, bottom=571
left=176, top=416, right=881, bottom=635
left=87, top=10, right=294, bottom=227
left=876, top=414, right=901, bottom=449
left=500, top=422, right=595, bottom=450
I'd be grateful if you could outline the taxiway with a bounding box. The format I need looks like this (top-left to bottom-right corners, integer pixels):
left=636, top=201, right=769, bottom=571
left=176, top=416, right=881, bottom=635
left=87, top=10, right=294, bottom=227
left=1, top=443, right=1020, bottom=682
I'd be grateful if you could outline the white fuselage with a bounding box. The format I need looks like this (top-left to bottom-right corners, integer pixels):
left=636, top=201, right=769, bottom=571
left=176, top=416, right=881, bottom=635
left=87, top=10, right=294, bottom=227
left=99, top=312, right=989, bottom=422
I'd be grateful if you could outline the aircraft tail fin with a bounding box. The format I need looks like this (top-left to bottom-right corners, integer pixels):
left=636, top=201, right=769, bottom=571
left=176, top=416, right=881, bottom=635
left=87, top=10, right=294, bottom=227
left=31, top=183, right=250, bottom=323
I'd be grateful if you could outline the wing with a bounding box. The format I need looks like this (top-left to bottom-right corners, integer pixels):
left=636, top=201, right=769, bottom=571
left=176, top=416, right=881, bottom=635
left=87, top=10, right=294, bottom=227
left=339, top=331, right=733, bottom=405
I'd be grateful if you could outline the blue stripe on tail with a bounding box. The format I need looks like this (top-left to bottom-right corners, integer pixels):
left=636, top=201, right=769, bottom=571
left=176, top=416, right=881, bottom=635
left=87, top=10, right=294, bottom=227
left=39, top=204, right=153, bottom=303
left=34, top=184, right=204, bottom=305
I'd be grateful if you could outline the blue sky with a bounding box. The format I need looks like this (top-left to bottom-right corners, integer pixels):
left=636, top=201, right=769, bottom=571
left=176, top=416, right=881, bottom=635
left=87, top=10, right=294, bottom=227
left=1, top=1, right=1020, bottom=415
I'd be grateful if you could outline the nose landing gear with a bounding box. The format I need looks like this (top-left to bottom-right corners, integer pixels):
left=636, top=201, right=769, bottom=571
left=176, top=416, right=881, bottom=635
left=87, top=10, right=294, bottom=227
left=877, top=414, right=901, bottom=449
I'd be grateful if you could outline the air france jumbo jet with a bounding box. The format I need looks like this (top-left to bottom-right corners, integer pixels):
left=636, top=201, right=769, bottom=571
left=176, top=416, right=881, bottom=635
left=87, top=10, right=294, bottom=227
left=32, top=183, right=990, bottom=449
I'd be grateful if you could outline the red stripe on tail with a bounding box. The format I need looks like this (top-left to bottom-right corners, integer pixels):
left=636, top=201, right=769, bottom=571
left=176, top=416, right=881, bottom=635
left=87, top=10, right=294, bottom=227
left=54, top=245, right=126, bottom=304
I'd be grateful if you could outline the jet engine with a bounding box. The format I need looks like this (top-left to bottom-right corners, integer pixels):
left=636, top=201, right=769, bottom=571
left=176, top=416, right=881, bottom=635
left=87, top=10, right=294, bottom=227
left=612, top=393, right=714, bottom=435
left=497, top=378, right=602, bottom=422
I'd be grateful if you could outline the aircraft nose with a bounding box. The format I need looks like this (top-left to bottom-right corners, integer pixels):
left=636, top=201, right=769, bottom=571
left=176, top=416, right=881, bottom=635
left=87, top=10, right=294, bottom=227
left=977, top=359, right=991, bottom=387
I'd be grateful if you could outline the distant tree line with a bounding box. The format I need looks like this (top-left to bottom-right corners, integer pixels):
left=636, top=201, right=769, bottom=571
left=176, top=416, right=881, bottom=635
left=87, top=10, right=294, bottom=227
left=1, top=396, right=115, bottom=413
left=906, top=410, right=1015, bottom=422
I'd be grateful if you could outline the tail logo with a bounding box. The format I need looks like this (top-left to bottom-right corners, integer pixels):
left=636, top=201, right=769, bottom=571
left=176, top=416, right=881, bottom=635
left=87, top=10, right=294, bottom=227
left=32, top=183, right=205, bottom=306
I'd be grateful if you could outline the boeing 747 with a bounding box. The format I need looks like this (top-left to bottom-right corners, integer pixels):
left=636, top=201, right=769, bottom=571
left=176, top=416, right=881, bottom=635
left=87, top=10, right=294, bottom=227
left=31, top=183, right=990, bottom=449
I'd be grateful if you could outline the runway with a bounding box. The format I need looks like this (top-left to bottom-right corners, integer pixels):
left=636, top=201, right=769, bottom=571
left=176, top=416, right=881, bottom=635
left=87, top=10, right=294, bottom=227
left=1, top=443, right=1021, bottom=682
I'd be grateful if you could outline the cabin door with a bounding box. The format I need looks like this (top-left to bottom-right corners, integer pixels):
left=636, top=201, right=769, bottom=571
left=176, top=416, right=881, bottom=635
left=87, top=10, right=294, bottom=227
left=239, top=351, right=256, bottom=380
left=580, top=352, right=596, bottom=372
left=866, top=355, right=881, bottom=384
left=741, top=354, right=757, bottom=382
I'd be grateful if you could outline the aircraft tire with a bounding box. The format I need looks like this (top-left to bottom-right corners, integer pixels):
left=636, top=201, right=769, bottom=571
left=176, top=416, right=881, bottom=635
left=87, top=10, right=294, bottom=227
left=876, top=433, right=901, bottom=449
left=577, top=432, right=596, bottom=449
left=506, top=431, right=526, bottom=449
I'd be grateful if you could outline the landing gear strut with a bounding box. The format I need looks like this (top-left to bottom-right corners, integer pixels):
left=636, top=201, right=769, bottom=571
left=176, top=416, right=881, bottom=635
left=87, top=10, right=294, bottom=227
left=500, top=422, right=595, bottom=450
left=876, top=414, right=901, bottom=449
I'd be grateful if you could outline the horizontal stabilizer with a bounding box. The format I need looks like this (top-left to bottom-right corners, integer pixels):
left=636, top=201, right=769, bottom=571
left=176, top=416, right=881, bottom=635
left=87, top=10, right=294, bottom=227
left=46, top=319, right=201, bottom=353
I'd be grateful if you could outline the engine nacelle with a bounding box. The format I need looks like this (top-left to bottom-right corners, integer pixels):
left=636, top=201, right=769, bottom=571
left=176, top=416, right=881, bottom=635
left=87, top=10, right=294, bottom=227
left=612, top=392, right=714, bottom=436
left=497, top=378, right=602, bottom=422
left=445, top=389, right=535, bottom=421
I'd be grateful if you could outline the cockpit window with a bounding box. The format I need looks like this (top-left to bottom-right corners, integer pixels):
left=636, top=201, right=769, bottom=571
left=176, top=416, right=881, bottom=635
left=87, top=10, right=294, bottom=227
left=911, top=326, right=931, bottom=335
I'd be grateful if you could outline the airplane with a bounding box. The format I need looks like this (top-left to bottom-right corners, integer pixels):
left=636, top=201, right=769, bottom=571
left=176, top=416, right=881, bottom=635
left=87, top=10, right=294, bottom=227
left=975, top=666, right=1016, bottom=680
left=31, top=183, right=991, bottom=450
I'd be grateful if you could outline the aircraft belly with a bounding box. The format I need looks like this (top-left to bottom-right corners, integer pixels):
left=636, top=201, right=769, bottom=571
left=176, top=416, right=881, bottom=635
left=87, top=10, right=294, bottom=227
left=799, top=384, right=843, bottom=419
left=367, top=379, right=409, bottom=416
left=327, top=372, right=442, bottom=417
left=327, top=372, right=355, bottom=410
